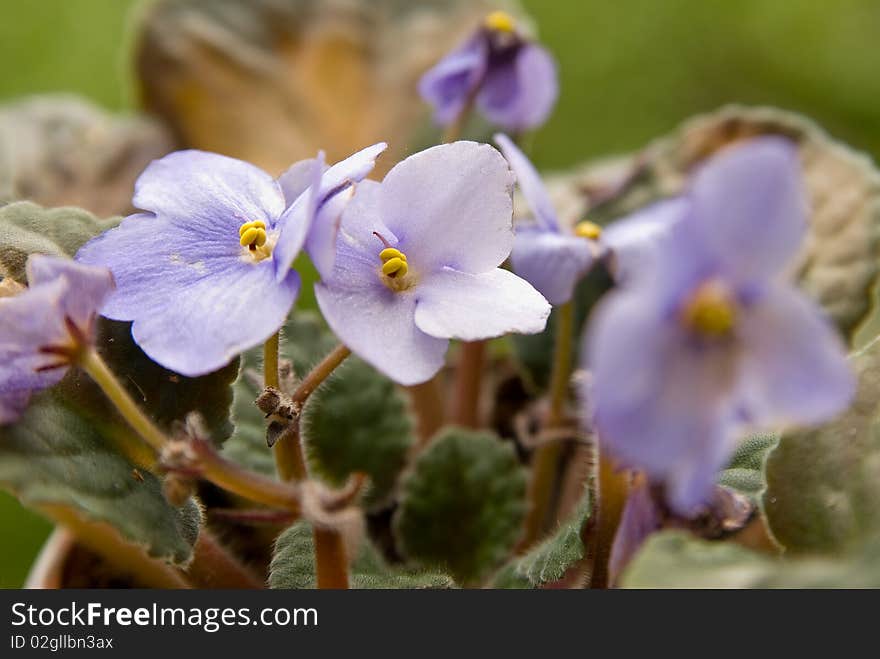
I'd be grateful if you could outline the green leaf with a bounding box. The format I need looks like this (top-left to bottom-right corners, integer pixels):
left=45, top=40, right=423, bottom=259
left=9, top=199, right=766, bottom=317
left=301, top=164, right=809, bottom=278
left=491, top=488, right=591, bottom=588
left=0, top=391, right=201, bottom=565
left=717, top=433, right=778, bottom=502
left=304, top=356, right=416, bottom=510
left=583, top=105, right=880, bottom=344
left=0, top=201, right=119, bottom=283
left=763, top=337, right=880, bottom=554
left=225, top=311, right=415, bottom=507
left=621, top=531, right=880, bottom=589
left=269, top=521, right=455, bottom=589
left=393, top=428, right=527, bottom=584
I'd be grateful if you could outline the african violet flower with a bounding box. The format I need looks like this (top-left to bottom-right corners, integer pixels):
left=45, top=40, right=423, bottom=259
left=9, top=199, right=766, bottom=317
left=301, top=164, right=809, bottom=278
left=495, top=133, right=679, bottom=305
left=0, top=255, right=114, bottom=424
left=419, top=11, right=558, bottom=132
left=315, top=140, right=551, bottom=385
left=585, top=137, right=854, bottom=515
left=77, top=144, right=385, bottom=377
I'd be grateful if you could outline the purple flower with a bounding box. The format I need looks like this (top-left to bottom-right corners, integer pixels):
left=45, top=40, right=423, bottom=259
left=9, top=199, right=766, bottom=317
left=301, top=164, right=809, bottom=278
left=495, top=133, right=678, bottom=305
left=77, top=145, right=385, bottom=377
left=584, top=137, right=855, bottom=515
left=419, top=11, right=558, bottom=132
left=0, top=255, right=114, bottom=424
left=315, top=141, right=551, bottom=385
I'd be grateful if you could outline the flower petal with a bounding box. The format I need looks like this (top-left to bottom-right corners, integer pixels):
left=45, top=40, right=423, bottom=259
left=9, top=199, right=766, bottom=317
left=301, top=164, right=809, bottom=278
left=418, top=35, right=487, bottom=125
left=132, top=150, right=285, bottom=233
left=380, top=141, right=514, bottom=274
left=689, top=137, right=806, bottom=283
left=510, top=227, right=593, bottom=305
left=738, top=284, right=854, bottom=427
left=494, top=133, right=559, bottom=231
left=273, top=156, right=324, bottom=281
left=478, top=43, right=558, bottom=131
left=608, top=478, right=662, bottom=585
left=601, top=198, right=686, bottom=284
left=26, top=255, right=114, bottom=331
left=315, top=282, right=446, bottom=386
left=277, top=157, right=320, bottom=206
left=413, top=267, right=549, bottom=341
left=586, top=289, right=737, bottom=515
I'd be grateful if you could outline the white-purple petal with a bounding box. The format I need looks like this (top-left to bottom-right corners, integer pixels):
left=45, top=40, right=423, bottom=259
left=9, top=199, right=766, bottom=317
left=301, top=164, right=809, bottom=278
left=379, top=141, right=514, bottom=274
left=689, top=137, right=807, bottom=284
left=315, top=282, right=447, bottom=386
left=418, top=35, right=488, bottom=126
left=494, top=133, right=559, bottom=231
left=413, top=267, right=550, bottom=341
left=737, top=284, right=854, bottom=427
left=478, top=43, right=558, bottom=132
left=510, top=227, right=593, bottom=305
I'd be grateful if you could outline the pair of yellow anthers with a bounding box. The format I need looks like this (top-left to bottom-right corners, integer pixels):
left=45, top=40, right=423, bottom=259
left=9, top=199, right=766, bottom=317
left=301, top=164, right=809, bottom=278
left=239, top=220, right=268, bottom=249
left=574, top=220, right=602, bottom=240
left=485, top=11, right=516, bottom=33
left=379, top=247, right=408, bottom=278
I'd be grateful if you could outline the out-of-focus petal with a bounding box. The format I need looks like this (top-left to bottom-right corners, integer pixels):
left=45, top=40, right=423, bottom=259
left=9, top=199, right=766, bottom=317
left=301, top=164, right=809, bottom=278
left=418, top=35, right=487, bottom=126
left=26, top=255, right=114, bottom=331
left=601, top=198, right=687, bottom=284
left=737, top=284, right=854, bottom=427
left=380, top=141, right=514, bottom=274
left=510, top=228, right=593, bottom=305
left=494, top=133, right=558, bottom=231
left=413, top=267, right=549, bottom=341
left=586, top=289, right=737, bottom=515
left=689, top=137, right=806, bottom=284
left=315, top=281, right=446, bottom=386
left=132, top=150, right=285, bottom=234
left=277, top=158, right=320, bottom=206
left=608, top=477, right=661, bottom=585
left=479, top=43, right=558, bottom=131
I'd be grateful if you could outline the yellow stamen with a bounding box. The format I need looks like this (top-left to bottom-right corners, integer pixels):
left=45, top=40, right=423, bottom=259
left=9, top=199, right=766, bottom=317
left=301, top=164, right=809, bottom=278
left=379, top=247, right=407, bottom=263
left=238, top=220, right=268, bottom=250
left=382, top=257, right=408, bottom=278
left=485, top=10, right=516, bottom=33
left=681, top=280, right=737, bottom=338
left=574, top=220, right=602, bottom=240
left=238, top=220, right=266, bottom=237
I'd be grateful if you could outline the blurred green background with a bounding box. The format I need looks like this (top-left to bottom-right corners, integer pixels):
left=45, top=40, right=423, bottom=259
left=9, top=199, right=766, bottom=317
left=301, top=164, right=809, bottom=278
left=0, top=0, right=878, bottom=587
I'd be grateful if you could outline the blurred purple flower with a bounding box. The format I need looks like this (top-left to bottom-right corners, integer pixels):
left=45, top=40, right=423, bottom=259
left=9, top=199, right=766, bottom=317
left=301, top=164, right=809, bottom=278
left=584, top=137, right=855, bottom=515
left=495, top=133, right=678, bottom=305
left=419, top=11, right=558, bottom=132
left=77, top=145, right=385, bottom=377
left=315, top=141, right=551, bottom=385
left=0, top=255, right=114, bottom=424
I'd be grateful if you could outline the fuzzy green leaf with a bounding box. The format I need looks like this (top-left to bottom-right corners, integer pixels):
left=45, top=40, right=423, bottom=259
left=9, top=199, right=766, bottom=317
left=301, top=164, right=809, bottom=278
left=492, top=488, right=591, bottom=588
left=269, top=521, right=455, bottom=589
left=0, top=391, right=201, bottom=565
left=763, top=337, right=880, bottom=553
left=0, top=201, right=119, bottom=283
left=393, top=428, right=527, bottom=584
left=621, top=531, right=880, bottom=589
left=717, top=433, right=778, bottom=502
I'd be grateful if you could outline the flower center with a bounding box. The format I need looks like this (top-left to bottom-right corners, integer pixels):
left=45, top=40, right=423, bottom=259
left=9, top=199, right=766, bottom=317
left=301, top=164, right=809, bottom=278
left=485, top=10, right=516, bottom=33
left=239, top=220, right=272, bottom=262
left=681, top=280, right=737, bottom=338
left=574, top=220, right=602, bottom=240
left=374, top=232, right=415, bottom=292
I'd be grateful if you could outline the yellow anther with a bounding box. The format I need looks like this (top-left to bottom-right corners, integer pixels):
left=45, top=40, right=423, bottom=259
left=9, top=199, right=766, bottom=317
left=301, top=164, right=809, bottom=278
left=238, top=220, right=266, bottom=238
left=382, top=257, right=408, bottom=278
left=574, top=221, right=602, bottom=240
left=681, top=280, right=737, bottom=338
left=239, top=227, right=267, bottom=247
left=485, top=10, right=516, bottom=33
left=379, top=247, right=407, bottom=263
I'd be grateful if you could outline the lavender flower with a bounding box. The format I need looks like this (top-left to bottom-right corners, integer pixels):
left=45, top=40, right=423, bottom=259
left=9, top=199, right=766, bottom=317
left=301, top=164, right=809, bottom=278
left=495, top=133, right=679, bottom=305
left=585, top=137, right=855, bottom=515
left=0, top=255, right=114, bottom=424
left=315, top=141, right=551, bottom=385
left=77, top=145, right=385, bottom=377
left=419, top=11, right=558, bottom=132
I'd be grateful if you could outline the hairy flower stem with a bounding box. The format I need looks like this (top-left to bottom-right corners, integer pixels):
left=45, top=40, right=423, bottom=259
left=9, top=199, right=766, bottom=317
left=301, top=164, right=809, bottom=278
left=187, top=530, right=265, bottom=589
left=521, top=302, right=573, bottom=547
left=452, top=340, right=487, bottom=427
left=586, top=446, right=630, bottom=589
left=79, top=347, right=302, bottom=513
left=273, top=344, right=352, bottom=482
left=263, top=332, right=280, bottom=389
left=313, top=527, right=350, bottom=588
left=408, top=378, right=446, bottom=446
